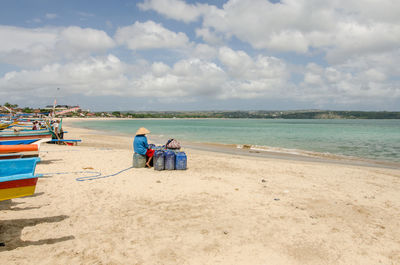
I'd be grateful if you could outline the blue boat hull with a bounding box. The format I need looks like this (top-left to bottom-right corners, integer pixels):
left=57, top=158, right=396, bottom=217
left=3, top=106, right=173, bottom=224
left=0, top=139, right=39, bottom=145
left=0, top=157, right=40, bottom=201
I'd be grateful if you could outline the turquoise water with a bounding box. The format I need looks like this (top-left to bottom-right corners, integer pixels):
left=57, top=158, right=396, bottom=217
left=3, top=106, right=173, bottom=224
left=75, top=119, right=400, bottom=162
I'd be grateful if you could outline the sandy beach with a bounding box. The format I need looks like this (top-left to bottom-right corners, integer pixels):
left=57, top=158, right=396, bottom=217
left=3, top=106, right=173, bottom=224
left=1, top=119, right=400, bottom=265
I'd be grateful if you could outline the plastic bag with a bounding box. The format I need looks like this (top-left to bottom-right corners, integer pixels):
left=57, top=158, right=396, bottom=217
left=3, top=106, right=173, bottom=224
left=166, top=139, right=181, bottom=149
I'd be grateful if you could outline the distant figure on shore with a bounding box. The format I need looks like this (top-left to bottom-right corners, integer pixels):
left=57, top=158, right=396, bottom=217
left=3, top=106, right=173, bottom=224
left=133, top=127, right=154, bottom=168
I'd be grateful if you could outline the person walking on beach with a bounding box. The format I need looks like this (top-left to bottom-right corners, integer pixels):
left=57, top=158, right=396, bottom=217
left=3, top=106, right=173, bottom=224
left=133, top=127, right=154, bottom=168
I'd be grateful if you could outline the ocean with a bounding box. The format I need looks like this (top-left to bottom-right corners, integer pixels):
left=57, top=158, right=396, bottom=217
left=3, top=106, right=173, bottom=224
left=74, top=119, right=400, bottom=163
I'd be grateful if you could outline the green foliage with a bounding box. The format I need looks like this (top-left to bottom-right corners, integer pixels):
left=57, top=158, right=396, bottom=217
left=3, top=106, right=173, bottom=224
left=4, top=102, right=18, bottom=108
left=22, top=107, right=33, bottom=113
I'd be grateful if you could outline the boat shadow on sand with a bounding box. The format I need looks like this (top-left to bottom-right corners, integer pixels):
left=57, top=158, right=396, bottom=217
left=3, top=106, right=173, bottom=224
left=0, top=200, right=41, bottom=211
left=0, top=215, right=74, bottom=251
left=38, top=159, right=63, bottom=165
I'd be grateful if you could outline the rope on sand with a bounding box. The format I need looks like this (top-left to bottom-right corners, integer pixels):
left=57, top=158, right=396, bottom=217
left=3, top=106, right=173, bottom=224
left=40, top=166, right=133, bottom=182
left=76, top=167, right=133, bottom=181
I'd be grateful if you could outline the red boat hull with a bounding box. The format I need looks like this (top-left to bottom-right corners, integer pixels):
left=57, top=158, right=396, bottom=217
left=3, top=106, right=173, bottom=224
left=0, top=178, right=38, bottom=201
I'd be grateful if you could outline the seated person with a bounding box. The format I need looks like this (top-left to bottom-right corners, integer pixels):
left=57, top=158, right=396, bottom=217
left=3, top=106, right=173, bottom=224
left=133, top=127, right=154, bottom=168
left=32, top=121, right=38, bottom=130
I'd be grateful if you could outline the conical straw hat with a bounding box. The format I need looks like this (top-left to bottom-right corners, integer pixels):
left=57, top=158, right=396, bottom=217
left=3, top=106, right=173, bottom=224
left=136, top=127, right=150, bottom=135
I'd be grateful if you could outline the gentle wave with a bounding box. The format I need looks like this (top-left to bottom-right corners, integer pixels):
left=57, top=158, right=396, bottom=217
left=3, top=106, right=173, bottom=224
left=237, top=144, right=357, bottom=161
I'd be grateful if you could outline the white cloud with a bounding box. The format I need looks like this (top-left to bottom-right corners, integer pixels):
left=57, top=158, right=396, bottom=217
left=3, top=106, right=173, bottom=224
left=0, top=26, right=58, bottom=67
left=325, top=67, right=342, bottom=83
left=218, top=47, right=254, bottom=78
left=195, top=27, right=223, bottom=45
left=133, top=58, right=226, bottom=98
left=266, top=30, right=309, bottom=54
left=202, top=0, right=400, bottom=59
left=363, top=69, right=386, bottom=82
left=0, top=55, right=128, bottom=97
left=151, top=62, right=171, bottom=77
left=0, top=25, right=115, bottom=67
left=1, top=55, right=224, bottom=100
left=218, top=46, right=288, bottom=81
left=217, top=47, right=290, bottom=99
left=57, top=26, right=115, bottom=55
left=299, top=58, right=400, bottom=105
left=1, top=47, right=399, bottom=107
left=192, top=43, right=217, bottom=60
left=115, top=21, right=189, bottom=50
left=0, top=48, right=290, bottom=102
left=140, top=0, right=400, bottom=64
left=138, top=0, right=210, bottom=23
left=325, top=22, right=400, bottom=63
left=304, top=72, right=323, bottom=85
left=2, top=2, right=400, bottom=111
left=0, top=26, right=57, bottom=53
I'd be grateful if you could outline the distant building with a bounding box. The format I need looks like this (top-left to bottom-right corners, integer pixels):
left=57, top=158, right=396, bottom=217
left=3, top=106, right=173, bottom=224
left=43, top=105, right=81, bottom=117
left=44, top=105, right=80, bottom=111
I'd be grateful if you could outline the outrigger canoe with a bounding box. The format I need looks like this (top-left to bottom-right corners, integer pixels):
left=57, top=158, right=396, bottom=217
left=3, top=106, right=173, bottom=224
left=0, top=129, right=50, bottom=134
left=0, top=145, right=39, bottom=159
left=1, top=129, right=49, bottom=133
left=0, top=158, right=40, bottom=201
left=0, top=122, right=17, bottom=130
left=0, top=131, right=52, bottom=141
left=0, top=139, right=39, bottom=145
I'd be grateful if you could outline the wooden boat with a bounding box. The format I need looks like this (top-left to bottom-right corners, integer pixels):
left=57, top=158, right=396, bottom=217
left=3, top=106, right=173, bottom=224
left=0, top=154, right=23, bottom=159
left=0, top=139, right=39, bottom=145
left=0, top=128, right=49, bottom=134
left=0, top=158, right=40, bottom=201
left=0, top=123, right=10, bottom=130
left=0, top=130, right=52, bottom=141
left=0, top=122, right=17, bottom=130
left=0, top=145, right=39, bottom=159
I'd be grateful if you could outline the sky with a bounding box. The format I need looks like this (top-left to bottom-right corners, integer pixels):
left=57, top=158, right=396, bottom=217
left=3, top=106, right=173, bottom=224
left=0, top=0, right=399, bottom=111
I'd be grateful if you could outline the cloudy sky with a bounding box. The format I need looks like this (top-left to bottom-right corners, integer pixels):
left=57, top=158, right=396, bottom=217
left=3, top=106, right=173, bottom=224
left=0, top=0, right=399, bottom=111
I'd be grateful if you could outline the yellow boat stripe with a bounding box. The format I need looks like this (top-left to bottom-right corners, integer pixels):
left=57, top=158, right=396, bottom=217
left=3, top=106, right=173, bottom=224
left=0, top=186, right=36, bottom=201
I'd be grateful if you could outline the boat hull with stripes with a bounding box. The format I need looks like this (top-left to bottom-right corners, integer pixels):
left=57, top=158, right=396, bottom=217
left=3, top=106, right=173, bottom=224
left=0, top=178, right=38, bottom=201
left=0, top=144, right=38, bottom=153
left=0, top=139, right=39, bottom=145
left=0, top=144, right=40, bottom=159
left=0, top=133, right=52, bottom=141
left=0, top=158, right=40, bottom=201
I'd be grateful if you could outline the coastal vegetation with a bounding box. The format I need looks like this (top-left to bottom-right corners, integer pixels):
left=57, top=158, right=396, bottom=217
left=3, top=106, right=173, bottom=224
left=1, top=103, right=399, bottom=119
